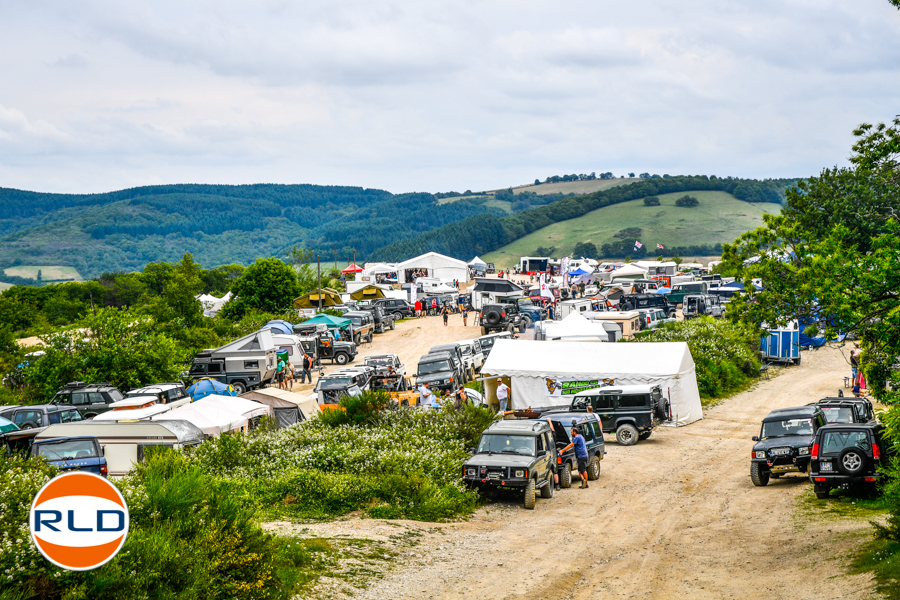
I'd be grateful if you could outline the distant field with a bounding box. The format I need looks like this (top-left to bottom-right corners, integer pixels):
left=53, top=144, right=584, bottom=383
left=436, top=195, right=514, bottom=214
left=4, top=265, right=83, bottom=281
left=482, top=191, right=779, bottom=268
left=507, top=178, right=639, bottom=196
left=0, top=282, right=14, bottom=292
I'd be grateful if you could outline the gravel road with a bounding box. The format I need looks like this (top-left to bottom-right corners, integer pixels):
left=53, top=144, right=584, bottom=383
left=273, top=337, right=877, bottom=599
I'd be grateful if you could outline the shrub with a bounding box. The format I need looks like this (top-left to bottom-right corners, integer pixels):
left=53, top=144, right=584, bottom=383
left=318, top=390, right=392, bottom=427
left=643, top=196, right=660, bottom=206
left=675, top=195, right=700, bottom=207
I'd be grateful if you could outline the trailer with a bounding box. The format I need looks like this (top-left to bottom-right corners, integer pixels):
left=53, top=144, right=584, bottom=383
left=759, top=321, right=801, bottom=365
left=189, top=329, right=278, bottom=393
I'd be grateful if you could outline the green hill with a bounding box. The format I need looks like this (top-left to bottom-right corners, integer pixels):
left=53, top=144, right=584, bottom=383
left=482, top=191, right=780, bottom=268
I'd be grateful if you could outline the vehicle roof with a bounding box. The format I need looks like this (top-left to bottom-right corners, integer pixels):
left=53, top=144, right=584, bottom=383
left=478, top=332, right=512, bottom=340
left=365, top=353, right=399, bottom=359
left=57, top=382, right=117, bottom=392
left=545, top=412, right=601, bottom=426
left=571, top=385, right=659, bottom=396
left=485, top=420, right=549, bottom=434
left=763, top=405, right=821, bottom=421
left=4, top=404, right=69, bottom=412
left=419, top=352, right=454, bottom=362
left=816, top=422, right=883, bottom=433
left=129, top=383, right=183, bottom=392
left=430, top=343, right=460, bottom=350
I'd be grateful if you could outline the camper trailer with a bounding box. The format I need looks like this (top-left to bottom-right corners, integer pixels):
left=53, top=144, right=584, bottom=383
left=582, top=310, right=642, bottom=340
left=556, top=298, right=606, bottom=320
left=469, top=277, right=527, bottom=311
left=189, top=329, right=278, bottom=394
left=34, top=420, right=205, bottom=477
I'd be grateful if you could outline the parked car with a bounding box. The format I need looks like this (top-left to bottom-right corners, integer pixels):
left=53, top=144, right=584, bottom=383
left=309, top=378, right=363, bottom=406
left=456, top=339, right=485, bottom=373
left=372, top=298, right=415, bottom=318
left=617, top=294, right=676, bottom=319
left=343, top=311, right=376, bottom=344
left=0, top=405, right=83, bottom=429
left=682, top=294, right=724, bottom=319
left=558, top=385, right=671, bottom=446
left=496, top=296, right=547, bottom=329
left=545, top=413, right=606, bottom=487
left=364, top=354, right=409, bottom=391
left=31, top=436, right=108, bottom=477
left=360, top=304, right=395, bottom=333
left=809, top=422, right=891, bottom=499
left=477, top=331, right=513, bottom=358
left=330, top=365, right=375, bottom=391
left=124, top=383, right=188, bottom=405
left=415, top=353, right=460, bottom=393
left=462, top=419, right=557, bottom=509
left=479, top=303, right=524, bottom=335
left=293, top=323, right=358, bottom=366
left=750, top=405, right=826, bottom=486
left=636, top=307, right=675, bottom=331
left=49, top=381, right=125, bottom=418
left=190, top=329, right=278, bottom=393
left=667, top=282, right=710, bottom=306
left=430, top=343, right=473, bottom=382
left=812, top=397, right=877, bottom=424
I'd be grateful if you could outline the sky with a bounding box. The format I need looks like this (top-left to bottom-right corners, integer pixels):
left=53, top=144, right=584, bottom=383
left=0, top=0, right=898, bottom=195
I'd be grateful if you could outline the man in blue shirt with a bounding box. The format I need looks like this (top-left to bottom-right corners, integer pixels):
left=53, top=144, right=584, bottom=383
left=559, top=423, right=590, bottom=488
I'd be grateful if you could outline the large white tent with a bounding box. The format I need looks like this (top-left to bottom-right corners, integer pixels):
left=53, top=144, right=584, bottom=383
left=397, top=252, right=468, bottom=284
left=481, top=339, right=703, bottom=425
left=152, top=395, right=271, bottom=437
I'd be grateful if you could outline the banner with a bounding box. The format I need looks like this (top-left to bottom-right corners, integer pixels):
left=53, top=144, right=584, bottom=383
left=543, top=377, right=614, bottom=396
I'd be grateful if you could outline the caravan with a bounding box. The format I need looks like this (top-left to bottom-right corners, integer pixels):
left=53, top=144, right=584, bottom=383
left=189, top=329, right=278, bottom=393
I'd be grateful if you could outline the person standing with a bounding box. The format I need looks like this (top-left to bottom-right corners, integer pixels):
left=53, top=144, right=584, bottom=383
left=496, top=378, right=510, bottom=413
left=275, top=355, right=286, bottom=390
left=559, top=423, right=590, bottom=488
left=850, top=343, right=861, bottom=385
left=462, top=306, right=468, bottom=327
left=441, top=304, right=450, bottom=327
left=300, top=352, right=313, bottom=384
left=418, top=381, right=434, bottom=407
left=431, top=297, right=438, bottom=316
left=285, top=360, right=295, bottom=391
left=415, top=299, right=422, bottom=318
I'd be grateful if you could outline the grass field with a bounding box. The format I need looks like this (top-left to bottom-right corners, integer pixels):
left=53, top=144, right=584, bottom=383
left=507, top=178, right=639, bottom=196
left=4, top=265, right=83, bottom=281
left=0, top=282, right=14, bottom=292
left=482, top=191, right=779, bottom=268
left=436, top=195, right=514, bottom=214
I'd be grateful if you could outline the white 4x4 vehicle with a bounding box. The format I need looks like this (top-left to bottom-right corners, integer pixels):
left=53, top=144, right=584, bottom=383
left=457, top=339, right=485, bottom=373
left=637, top=308, right=675, bottom=330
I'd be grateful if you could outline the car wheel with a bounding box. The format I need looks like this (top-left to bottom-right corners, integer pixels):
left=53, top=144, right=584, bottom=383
left=540, top=477, right=554, bottom=498
left=616, top=424, right=639, bottom=446
left=523, top=478, right=536, bottom=510
left=367, top=333, right=373, bottom=343
left=507, top=324, right=515, bottom=334
left=335, top=353, right=349, bottom=365
left=232, top=381, right=247, bottom=394
left=354, top=334, right=361, bottom=345
left=20, top=421, right=38, bottom=430
left=588, top=456, right=601, bottom=480
left=519, top=321, right=526, bottom=333
left=390, top=320, right=395, bottom=330
left=468, top=367, right=475, bottom=382
left=522, top=315, right=532, bottom=330
left=560, top=463, right=572, bottom=488
left=480, top=326, right=487, bottom=336
left=750, top=462, right=770, bottom=486
left=639, top=431, right=652, bottom=440
left=838, top=447, right=867, bottom=476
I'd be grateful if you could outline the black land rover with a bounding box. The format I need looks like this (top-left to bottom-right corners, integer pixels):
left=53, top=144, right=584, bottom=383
left=545, top=413, right=606, bottom=487
left=479, top=303, right=523, bottom=335
left=750, top=405, right=826, bottom=486
left=463, top=419, right=557, bottom=509
left=415, top=352, right=459, bottom=393
left=809, top=423, right=891, bottom=499
left=811, top=397, right=876, bottom=424
left=617, top=294, right=676, bottom=319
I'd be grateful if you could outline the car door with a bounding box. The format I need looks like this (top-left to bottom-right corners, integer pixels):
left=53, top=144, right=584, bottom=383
left=591, top=394, right=616, bottom=431
left=534, top=433, right=551, bottom=482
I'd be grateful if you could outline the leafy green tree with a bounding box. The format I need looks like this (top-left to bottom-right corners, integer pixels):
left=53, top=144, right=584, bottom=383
left=643, top=196, right=660, bottom=206
left=221, top=258, right=299, bottom=320
left=675, top=195, right=699, bottom=207
left=572, top=241, right=598, bottom=259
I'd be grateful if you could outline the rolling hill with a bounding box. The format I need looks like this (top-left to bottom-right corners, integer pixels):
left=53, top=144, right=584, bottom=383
left=481, top=190, right=779, bottom=268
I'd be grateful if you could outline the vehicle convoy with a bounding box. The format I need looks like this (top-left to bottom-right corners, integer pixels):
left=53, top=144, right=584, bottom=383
left=682, top=294, right=724, bottom=319
left=364, top=354, right=409, bottom=391
left=415, top=353, right=459, bottom=393
left=545, top=413, right=606, bottom=487
left=49, top=382, right=125, bottom=418
left=190, top=329, right=278, bottom=393
left=617, top=294, right=677, bottom=319
left=809, top=422, right=892, bottom=499
left=343, top=311, right=375, bottom=344
left=496, top=296, right=547, bottom=329
left=463, top=419, right=557, bottom=509
left=479, top=303, right=524, bottom=335
left=750, top=405, right=826, bottom=486
left=31, top=436, right=108, bottom=477
left=537, top=385, right=671, bottom=446
left=812, top=397, right=876, bottom=424
left=293, top=323, right=358, bottom=366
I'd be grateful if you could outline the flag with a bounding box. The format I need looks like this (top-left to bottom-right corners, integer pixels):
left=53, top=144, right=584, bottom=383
left=634, top=241, right=643, bottom=250
left=657, top=244, right=664, bottom=250
left=540, top=273, right=554, bottom=300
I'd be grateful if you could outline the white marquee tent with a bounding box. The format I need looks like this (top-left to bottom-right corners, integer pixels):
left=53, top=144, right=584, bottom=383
left=539, top=312, right=620, bottom=342
left=397, top=252, right=469, bottom=284
left=481, top=339, right=703, bottom=425
left=468, top=256, right=487, bottom=268
left=152, top=395, right=271, bottom=437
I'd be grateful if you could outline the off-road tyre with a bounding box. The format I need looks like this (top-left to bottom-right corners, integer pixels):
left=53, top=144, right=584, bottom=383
left=468, top=367, right=475, bottom=382
left=522, top=315, right=532, bottom=330
left=19, top=421, right=39, bottom=430
left=588, top=456, right=601, bottom=480
left=507, top=324, right=516, bottom=334
left=389, top=320, right=395, bottom=331
left=639, top=431, right=652, bottom=441
left=231, top=381, right=248, bottom=394
left=560, top=463, right=572, bottom=488
left=616, top=424, right=639, bottom=446
left=540, top=478, right=554, bottom=498
left=838, top=447, right=867, bottom=476
left=480, top=326, right=488, bottom=336
left=524, top=478, right=536, bottom=509
left=750, top=462, right=770, bottom=486
left=519, top=321, right=526, bottom=333
left=354, top=334, right=361, bottom=345
left=335, top=353, right=350, bottom=365
left=367, top=333, right=374, bottom=343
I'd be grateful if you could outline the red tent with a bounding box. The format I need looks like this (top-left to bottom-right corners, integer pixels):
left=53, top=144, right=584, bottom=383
left=341, top=264, right=364, bottom=274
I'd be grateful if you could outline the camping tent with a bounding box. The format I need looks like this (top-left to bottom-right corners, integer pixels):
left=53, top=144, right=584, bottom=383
left=397, top=252, right=469, bottom=284
left=468, top=256, right=487, bottom=269
left=539, top=313, right=619, bottom=342
left=481, top=339, right=703, bottom=426
left=293, top=288, right=343, bottom=308
left=263, top=319, right=296, bottom=335
left=153, top=395, right=271, bottom=437
left=241, top=388, right=321, bottom=427
left=349, top=284, right=387, bottom=301
left=301, top=313, right=351, bottom=332
left=608, top=264, right=648, bottom=280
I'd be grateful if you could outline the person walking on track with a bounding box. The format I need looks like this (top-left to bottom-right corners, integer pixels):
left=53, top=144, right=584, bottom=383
left=441, top=304, right=450, bottom=327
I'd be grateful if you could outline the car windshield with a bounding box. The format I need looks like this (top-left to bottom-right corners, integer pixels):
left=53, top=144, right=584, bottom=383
left=477, top=434, right=536, bottom=456
left=480, top=337, right=496, bottom=349
left=418, top=361, right=451, bottom=375
left=314, top=377, right=352, bottom=391
left=517, top=300, right=536, bottom=309
left=366, top=357, right=394, bottom=367
left=761, top=418, right=814, bottom=438
left=348, top=317, right=362, bottom=325
left=820, top=407, right=855, bottom=424
left=821, top=430, right=870, bottom=454
left=35, top=439, right=97, bottom=460
left=60, top=411, right=83, bottom=423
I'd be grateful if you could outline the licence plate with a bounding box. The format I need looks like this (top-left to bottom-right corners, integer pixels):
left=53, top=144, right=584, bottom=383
left=820, top=462, right=833, bottom=472
left=772, top=448, right=790, bottom=455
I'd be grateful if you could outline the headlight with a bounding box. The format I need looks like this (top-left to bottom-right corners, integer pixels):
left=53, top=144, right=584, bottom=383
left=515, top=470, right=525, bottom=478
left=798, top=447, right=810, bottom=455
left=755, top=451, right=766, bottom=459
left=467, top=468, right=476, bottom=476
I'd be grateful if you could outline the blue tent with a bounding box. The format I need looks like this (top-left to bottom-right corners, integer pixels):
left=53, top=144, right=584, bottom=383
left=186, top=378, right=238, bottom=401
left=569, top=267, right=591, bottom=276
left=655, top=287, right=671, bottom=294
left=264, top=320, right=296, bottom=335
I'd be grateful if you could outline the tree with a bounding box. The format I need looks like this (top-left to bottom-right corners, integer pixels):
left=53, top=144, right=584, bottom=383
left=533, top=246, right=556, bottom=257
left=534, top=179, right=540, bottom=185
left=675, top=195, right=699, bottom=207
left=572, top=242, right=598, bottom=259
left=221, top=258, right=299, bottom=320
left=644, top=196, right=660, bottom=206
left=628, top=173, right=635, bottom=178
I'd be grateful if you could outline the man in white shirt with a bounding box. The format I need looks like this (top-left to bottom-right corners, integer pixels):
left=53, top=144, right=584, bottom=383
left=418, top=382, right=434, bottom=407
left=496, top=378, right=510, bottom=412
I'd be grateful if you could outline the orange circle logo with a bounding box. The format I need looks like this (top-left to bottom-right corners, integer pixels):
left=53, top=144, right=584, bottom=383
left=29, top=472, right=130, bottom=571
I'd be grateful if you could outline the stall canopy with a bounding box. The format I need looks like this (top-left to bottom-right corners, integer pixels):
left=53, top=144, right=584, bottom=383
left=342, top=264, right=364, bottom=274
left=349, top=284, right=387, bottom=301
left=481, top=339, right=703, bottom=426
left=293, top=288, right=343, bottom=308
left=153, top=395, right=271, bottom=437
left=569, top=267, right=591, bottom=276
left=397, top=252, right=469, bottom=284
left=302, top=313, right=351, bottom=331
left=541, top=313, right=618, bottom=342
left=241, top=388, right=321, bottom=427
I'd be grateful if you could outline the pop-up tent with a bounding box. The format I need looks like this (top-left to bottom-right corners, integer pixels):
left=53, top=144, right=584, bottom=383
left=293, top=288, right=343, bottom=308
left=481, top=339, right=703, bottom=425
left=539, top=312, right=619, bottom=342
left=301, top=313, right=351, bottom=332
left=468, top=256, right=487, bottom=268
left=342, top=264, right=364, bottom=274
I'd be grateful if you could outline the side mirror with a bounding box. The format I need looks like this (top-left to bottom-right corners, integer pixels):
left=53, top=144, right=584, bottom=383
left=468, top=447, right=476, bottom=454
left=538, top=449, right=548, bottom=457
left=752, top=436, right=759, bottom=442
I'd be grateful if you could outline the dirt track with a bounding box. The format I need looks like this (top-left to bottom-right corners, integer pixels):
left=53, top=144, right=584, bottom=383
left=272, top=319, right=878, bottom=599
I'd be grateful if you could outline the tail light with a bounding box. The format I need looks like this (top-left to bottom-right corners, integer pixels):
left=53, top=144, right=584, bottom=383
left=557, top=455, right=562, bottom=464
left=100, top=463, right=108, bottom=476
left=873, top=443, right=881, bottom=460
left=811, top=443, right=819, bottom=460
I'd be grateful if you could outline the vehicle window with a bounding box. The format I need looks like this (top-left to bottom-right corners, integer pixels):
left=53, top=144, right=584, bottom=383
left=88, top=393, right=104, bottom=404
left=618, top=395, right=647, bottom=408
left=821, top=430, right=870, bottom=455
left=189, top=363, right=206, bottom=375
left=54, top=393, right=72, bottom=404
left=581, top=424, right=594, bottom=442
left=594, top=396, right=614, bottom=410
left=106, top=390, right=123, bottom=402
left=61, top=410, right=82, bottom=423
left=820, top=407, right=854, bottom=424
left=48, top=412, right=60, bottom=424
left=535, top=434, right=544, bottom=453
left=591, top=422, right=602, bottom=438
left=418, top=361, right=453, bottom=375
left=477, top=434, right=535, bottom=456
left=35, top=439, right=97, bottom=460
left=72, top=393, right=87, bottom=405
left=207, top=363, right=223, bottom=374
left=278, top=346, right=294, bottom=356
left=14, top=410, right=41, bottom=425
left=761, top=418, right=814, bottom=438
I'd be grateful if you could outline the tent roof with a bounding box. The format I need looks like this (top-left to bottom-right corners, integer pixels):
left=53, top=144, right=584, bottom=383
left=610, top=264, right=648, bottom=277
left=541, top=313, right=617, bottom=339
left=303, top=313, right=352, bottom=328
left=240, top=388, right=321, bottom=419
left=469, top=256, right=487, bottom=267
left=350, top=284, right=387, bottom=300
left=153, top=396, right=270, bottom=436
left=482, top=339, right=694, bottom=379
left=470, top=278, right=523, bottom=293
left=362, top=263, right=397, bottom=274
left=397, top=252, right=467, bottom=270
left=293, top=288, right=343, bottom=308
left=342, top=263, right=364, bottom=273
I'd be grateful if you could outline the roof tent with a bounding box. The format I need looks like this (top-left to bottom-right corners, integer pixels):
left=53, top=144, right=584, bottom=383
left=293, top=288, right=343, bottom=308
left=481, top=339, right=703, bottom=426
left=397, top=252, right=468, bottom=284
left=349, top=284, right=387, bottom=300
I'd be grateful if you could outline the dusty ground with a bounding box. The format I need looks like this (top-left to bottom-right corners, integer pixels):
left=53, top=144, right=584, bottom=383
left=271, top=341, right=879, bottom=600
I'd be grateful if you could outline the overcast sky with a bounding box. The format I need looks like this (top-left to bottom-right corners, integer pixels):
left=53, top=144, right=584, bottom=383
left=0, top=0, right=898, bottom=195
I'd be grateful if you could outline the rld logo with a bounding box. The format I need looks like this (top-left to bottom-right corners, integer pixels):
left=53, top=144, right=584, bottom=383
left=29, top=471, right=129, bottom=571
